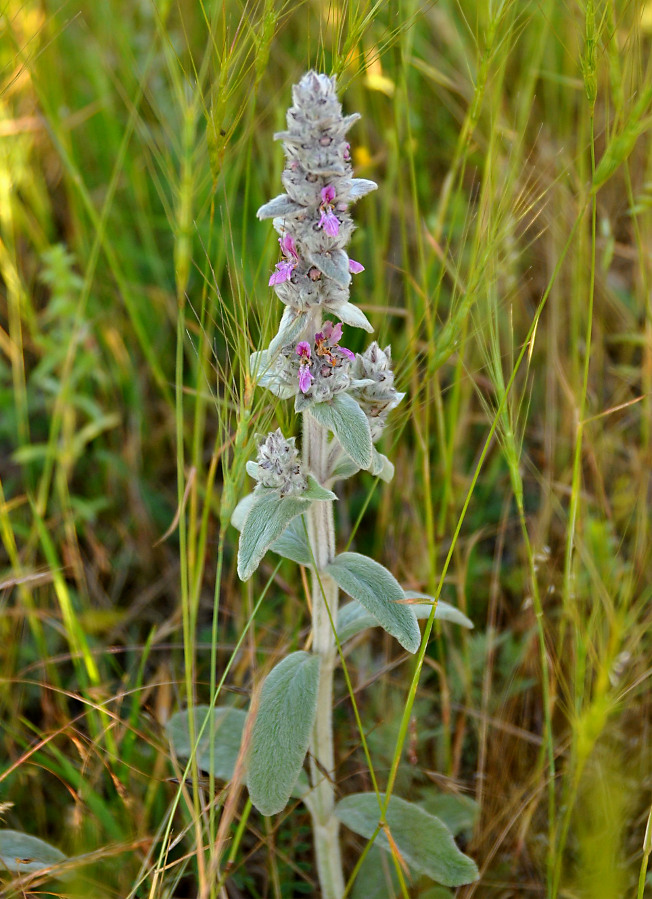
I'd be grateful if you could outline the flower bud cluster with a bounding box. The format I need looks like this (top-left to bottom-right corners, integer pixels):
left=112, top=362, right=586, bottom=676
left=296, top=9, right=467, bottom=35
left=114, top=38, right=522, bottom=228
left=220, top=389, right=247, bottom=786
left=254, top=429, right=307, bottom=496
left=257, top=71, right=376, bottom=319
left=350, top=343, right=405, bottom=441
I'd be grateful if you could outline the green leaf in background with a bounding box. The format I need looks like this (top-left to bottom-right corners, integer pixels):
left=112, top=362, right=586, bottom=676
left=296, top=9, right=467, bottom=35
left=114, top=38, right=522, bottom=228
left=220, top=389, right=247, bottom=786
left=336, top=793, right=479, bottom=887
left=0, top=830, right=67, bottom=875
left=237, top=491, right=311, bottom=580
left=165, top=706, right=247, bottom=781
left=308, top=393, right=372, bottom=470
left=418, top=793, right=479, bottom=837
left=403, top=592, right=474, bottom=629
left=326, top=553, right=420, bottom=653
left=247, top=652, right=321, bottom=816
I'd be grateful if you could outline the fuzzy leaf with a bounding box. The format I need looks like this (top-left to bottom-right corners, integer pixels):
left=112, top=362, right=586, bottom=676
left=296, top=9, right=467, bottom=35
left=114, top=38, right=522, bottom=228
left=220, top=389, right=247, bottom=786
left=166, top=706, right=247, bottom=780
left=420, top=794, right=479, bottom=837
left=238, top=491, right=311, bottom=580
left=348, top=178, right=378, bottom=201
left=334, top=301, right=374, bottom=332
left=269, top=516, right=312, bottom=565
left=0, top=830, right=66, bottom=875
left=403, top=592, right=474, bottom=629
left=247, top=652, right=320, bottom=815
left=330, top=453, right=360, bottom=481
left=257, top=193, right=303, bottom=219
left=352, top=844, right=400, bottom=899
left=326, top=553, right=420, bottom=653
left=336, top=793, right=479, bottom=887
left=308, top=393, right=372, bottom=470
left=309, top=249, right=351, bottom=287
left=250, top=349, right=296, bottom=399
left=268, top=307, right=308, bottom=356
left=231, top=492, right=255, bottom=531
left=370, top=448, right=395, bottom=482
left=303, top=474, right=338, bottom=501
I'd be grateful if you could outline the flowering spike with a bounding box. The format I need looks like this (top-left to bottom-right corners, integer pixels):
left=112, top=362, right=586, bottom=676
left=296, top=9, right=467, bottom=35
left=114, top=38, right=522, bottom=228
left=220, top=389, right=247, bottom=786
left=257, top=71, right=376, bottom=325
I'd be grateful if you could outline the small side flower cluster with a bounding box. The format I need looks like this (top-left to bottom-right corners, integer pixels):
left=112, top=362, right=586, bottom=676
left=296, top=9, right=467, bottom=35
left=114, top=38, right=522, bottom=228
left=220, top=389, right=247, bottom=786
left=257, top=72, right=377, bottom=321
left=350, top=343, right=405, bottom=442
left=253, top=430, right=307, bottom=496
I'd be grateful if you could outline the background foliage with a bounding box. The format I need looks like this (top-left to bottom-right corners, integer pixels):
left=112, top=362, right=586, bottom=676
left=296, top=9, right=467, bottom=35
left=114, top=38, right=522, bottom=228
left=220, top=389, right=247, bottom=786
left=1, top=0, right=651, bottom=896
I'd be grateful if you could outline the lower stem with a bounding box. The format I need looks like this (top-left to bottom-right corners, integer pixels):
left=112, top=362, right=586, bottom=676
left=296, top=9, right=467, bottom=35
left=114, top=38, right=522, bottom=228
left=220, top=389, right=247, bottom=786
left=304, top=407, right=345, bottom=899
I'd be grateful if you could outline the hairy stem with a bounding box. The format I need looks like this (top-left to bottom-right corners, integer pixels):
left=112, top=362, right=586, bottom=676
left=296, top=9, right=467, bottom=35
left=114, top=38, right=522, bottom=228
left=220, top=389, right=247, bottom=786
left=303, top=386, right=344, bottom=899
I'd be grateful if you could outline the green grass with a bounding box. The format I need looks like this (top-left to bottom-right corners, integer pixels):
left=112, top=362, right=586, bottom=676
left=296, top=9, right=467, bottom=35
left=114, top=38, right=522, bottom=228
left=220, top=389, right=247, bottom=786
left=1, top=0, right=651, bottom=896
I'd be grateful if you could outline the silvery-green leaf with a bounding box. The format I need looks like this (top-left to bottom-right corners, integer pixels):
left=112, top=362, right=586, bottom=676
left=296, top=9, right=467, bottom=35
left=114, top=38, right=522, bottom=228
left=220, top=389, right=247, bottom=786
left=335, top=793, right=479, bottom=887
left=268, top=308, right=308, bottom=356
left=238, top=492, right=310, bottom=580
left=166, top=706, right=247, bottom=780
left=270, top=516, right=312, bottom=566
left=337, top=601, right=378, bottom=643
left=291, top=769, right=311, bottom=800
left=250, top=349, right=296, bottom=399
left=326, top=553, right=420, bottom=653
left=330, top=453, right=360, bottom=481
left=342, top=112, right=361, bottom=132
left=245, top=460, right=259, bottom=479
left=0, top=830, right=67, bottom=875
left=294, top=392, right=313, bottom=413
left=257, top=193, right=303, bottom=219
left=352, top=844, right=400, bottom=899
left=420, top=793, right=479, bottom=837
left=403, top=592, right=474, bottom=629
left=308, top=393, right=372, bottom=470
left=337, top=598, right=472, bottom=643
left=349, top=178, right=378, bottom=201
left=247, top=652, right=320, bottom=816
left=370, top=448, right=395, bottom=482
left=309, top=249, right=351, bottom=288
left=231, top=492, right=256, bottom=531
left=303, top=475, right=337, bottom=501
left=334, top=301, right=374, bottom=332
left=250, top=349, right=269, bottom=378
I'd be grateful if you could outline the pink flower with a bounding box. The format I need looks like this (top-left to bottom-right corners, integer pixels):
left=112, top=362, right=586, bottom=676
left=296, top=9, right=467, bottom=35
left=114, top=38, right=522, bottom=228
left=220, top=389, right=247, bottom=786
left=296, top=341, right=314, bottom=393
left=318, top=185, right=340, bottom=237
left=349, top=258, right=364, bottom=274
left=319, top=210, right=340, bottom=237
left=298, top=367, right=314, bottom=393
left=269, top=261, right=296, bottom=285
left=269, top=233, right=300, bottom=286
left=315, top=321, right=355, bottom=361
left=321, top=185, right=336, bottom=205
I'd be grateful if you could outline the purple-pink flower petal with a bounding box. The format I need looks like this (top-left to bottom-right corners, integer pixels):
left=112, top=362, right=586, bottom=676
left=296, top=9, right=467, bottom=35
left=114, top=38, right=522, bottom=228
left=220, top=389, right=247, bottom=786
left=319, top=210, right=340, bottom=237
left=329, top=321, right=343, bottom=343
left=279, top=233, right=298, bottom=259
left=321, top=185, right=336, bottom=204
left=349, top=258, right=365, bottom=274
left=298, top=368, right=314, bottom=393
left=296, top=341, right=311, bottom=359
left=339, top=347, right=355, bottom=360
left=269, top=261, right=295, bottom=285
